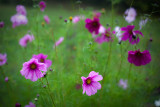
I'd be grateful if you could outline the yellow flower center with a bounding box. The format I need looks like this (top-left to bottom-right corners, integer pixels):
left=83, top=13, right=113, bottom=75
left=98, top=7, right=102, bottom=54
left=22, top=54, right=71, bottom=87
left=40, top=58, right=44, bottom=63
left=30, top=64, right=36, bottom=70
left=69, top=16, right=72, bottom=21
left=86, top=79, right=91, bottom=85
left=93, top=22, right=97, bottom=27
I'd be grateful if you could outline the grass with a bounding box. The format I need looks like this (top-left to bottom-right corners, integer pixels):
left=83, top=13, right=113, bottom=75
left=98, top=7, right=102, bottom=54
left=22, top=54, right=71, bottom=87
left=0, top=2, right=160, bottom=107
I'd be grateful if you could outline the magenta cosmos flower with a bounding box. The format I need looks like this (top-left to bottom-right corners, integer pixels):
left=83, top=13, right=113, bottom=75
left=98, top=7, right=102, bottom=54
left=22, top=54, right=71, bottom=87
left=19, top=34, right=34, bottom=47
left=25, top=102, right=35, bottom=107
left=0, top=53, right=7, bottom=66
left=0, top=21, right=4, bottom=28
left=85, top=18, right=100, bottom=35
left=81, top=71, right=103, bottom=96
left=20, top=58, right=47, bottom=81
left=121, top=25, right=144, bottom=44
left=39, top=1, right=46, bottom=12
left=128, top=49, right=151, bottom=66
left=32, top=53, right=52, bottom=68
left=124, top=7, right=137, bottom=23
left=11, top=14, right=28, bottom=28
left=93, top=11, right=101, bottom=18
left=118, top=79, right=128, bottom=89
left=95, top=27, right=115, bottom=44
left=16, top=5, right=27, bottom=16
left=53, top=37, right=64, bottom=48
left=44, top=15, right=50, bottom=24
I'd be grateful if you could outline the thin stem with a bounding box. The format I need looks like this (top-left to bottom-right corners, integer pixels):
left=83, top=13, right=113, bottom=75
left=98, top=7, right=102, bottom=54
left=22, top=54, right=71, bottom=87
left=128, top=64, right=132, bottom=80
left=36, top=9, right=40, bottom=53
left=45, top=77, right=56, bottom=107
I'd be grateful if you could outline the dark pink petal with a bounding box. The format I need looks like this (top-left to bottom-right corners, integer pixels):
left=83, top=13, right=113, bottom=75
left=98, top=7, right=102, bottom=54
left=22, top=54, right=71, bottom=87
left=133, top=30, right=144, bottom=37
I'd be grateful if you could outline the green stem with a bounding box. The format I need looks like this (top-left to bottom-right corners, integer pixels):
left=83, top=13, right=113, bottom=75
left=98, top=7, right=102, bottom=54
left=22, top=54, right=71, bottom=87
left=45, top=77, right=56, bottom=107
left=128, top=64, right=132, bottom=80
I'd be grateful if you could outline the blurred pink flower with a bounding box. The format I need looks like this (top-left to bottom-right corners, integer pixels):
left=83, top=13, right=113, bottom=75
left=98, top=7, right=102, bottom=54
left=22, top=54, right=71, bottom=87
left=20, top=58, right=47, bottom=82
left=25, top=102, right=36, bottom=107
left=39, top=1, right=46, bottom=12
left=95, top=27, right=115, bottom=44
left=0, top=21, right=4, bottom=28
left=0, top=53, right=7, bottom=66
left=19, top=34, right=34, bottom=47
left=114, top=26, right=122, bottom=42
left=73, top=15, right=85, bottom=24
left=124, top=7, right=137, bottom=23
left=53, top=37, right=64, bottom=48
left=93, top=11, right=101, bottom=18
left=118, top=79, right=128, bottom=89
left=44, top=15, right=50, bottom=24
left=11, top=14, right=28, bottom=28
left=81, top=71, right=103, bottom=96
left=85, top=18, right=101, bottom=35
left=121, top=25, right=143, bottom=45
left=139, top=18, right=148, bottom=30
left=16, top=5, right=27, bottom=16
left=32, top=53, right=52, bottom=68
left=5, top=77, right=9, bottom=82
left=128, top=49, right=151, bottom=66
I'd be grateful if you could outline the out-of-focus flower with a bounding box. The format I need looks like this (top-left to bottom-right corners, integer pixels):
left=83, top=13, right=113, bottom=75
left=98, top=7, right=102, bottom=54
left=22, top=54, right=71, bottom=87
left=53, top=37, right=64, bottom=48
left=85, top=18, right=100, bottom=35
left=118, top=79, right=128, bottom=89
left=5, top=77, right=9, bottom=82
left=19, top=34, right=34, bottom=47
left=0, top=53, right=7, bottom=66
left=101, top=8, right=105, bottom=14
left=155, top=99, right=160, bottom=107
left=16, top=5, right=27, bottom=16
left=81, top=71, right=103, bottom=96
left=72, top=15, right=85, bottom=24
left=128, top=49, right=151, bottom=66
left=15, top=103, right=21, bottom=107
left=124, top=7, right=137, bottom=23
left=11, top=14, right=28, bottom=28
left=95, top=27, right=115, bottom=44
left=75, top=83, right=81, bottom=90
left=32, top=53, right=52, bottom=68
left=44, top=15, right=50, bottom=24
left=25, top=102, right=36, bottom=107
left=139, top=18, right=148, bottom=30
left=41, top=22, right=45, bottom=27
left=114, top=26, right=122, bottom=42
left=121, top=25, right=143, bottom=45
left=39, top=1, right=46, bottom=12
left=0, top=21, right=4, bottom=28
left=20, top=58, right=47, bottom=81
left=93, top=11, right=101, bottom=18
left=64, top=19, right=67, bottom=23
left=69, top=16, right=72, bottom=22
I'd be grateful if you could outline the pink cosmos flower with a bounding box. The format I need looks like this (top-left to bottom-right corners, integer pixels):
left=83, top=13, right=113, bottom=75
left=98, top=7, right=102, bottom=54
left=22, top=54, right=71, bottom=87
left=53, top=37, right=64, bottom=48
left=32, top=53, right=52, bottom=68
left=20, top=58, right=47, bottom=81
left=85, top=18, right=101, bottom=35
left=95, top=27, right=115, bottom=44
left=114, top=26, right=122, bottom=42
left=73, top=16, right=80, bottom=23
left=93, top=11, right=101, bottom=18
left=0, top=21, right=4, bottom=28
left=5, top=77, right=9, bottom=82
left=44, top=15, right=50, bottom=24
left=128, top=49, right=151, bottom=66
left=0, top=53, right=7, bottom=66
left=19, top=34, right=34, bottom=47
left=11, top=14, right=28, bottom=28
left=81, top=71, right=103, bottom=96
left=124, top=7, right=137, bottom=23
left=118, top=79, right=128, bottom=89
left=16, top=5, right=27, bottom=16
left=25, top=102, right=36, bottom=107
left=39, top=1, right=46, bottom=12
left=121, top=25, right=144, bottom=45
left=139, top=18, right=148, bottom=30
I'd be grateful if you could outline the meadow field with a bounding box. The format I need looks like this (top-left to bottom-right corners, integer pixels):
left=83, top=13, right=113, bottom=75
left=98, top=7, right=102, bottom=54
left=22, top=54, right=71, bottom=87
left=0, top=1, right=160, bottom=107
